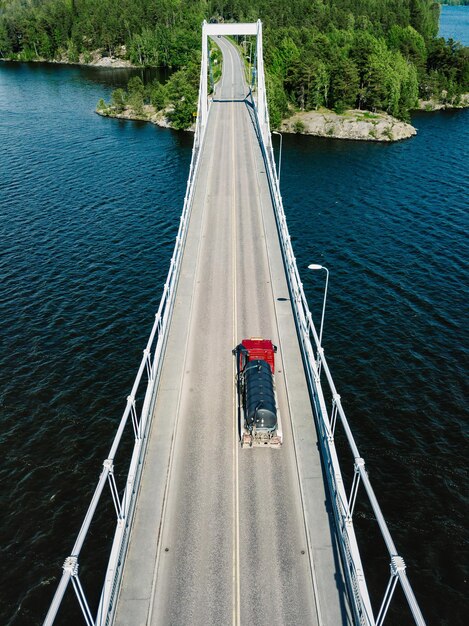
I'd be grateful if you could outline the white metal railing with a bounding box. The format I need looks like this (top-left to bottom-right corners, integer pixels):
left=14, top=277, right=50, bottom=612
left=248, top=72, right=426, bottom=626
left=43, top=61, right=209, bottom=626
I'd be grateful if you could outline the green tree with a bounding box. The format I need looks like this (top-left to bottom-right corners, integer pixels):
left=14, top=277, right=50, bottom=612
left=128, top=90, right=145, bottom=116
left=388, top=25, right=427, bottom=74
left=127, top=75, right=145, bottom=95
left=364, top=42, right=401, bottom=114
left=395, top=55, right=419, bottom=118
left=285, top=56, right=330, bottom=110
left=168, top=90, right=197, bottom=129
left=329, top=56, right=360, bottom=111
left=266, top=70, right=288, bottom=128
left=111, top=88, right=127, bottom=112
left=128, top=28, right=160, bottom=66
left=150, top=81, right=167, bottom=110
left=0, top=22, right=12, bottom=56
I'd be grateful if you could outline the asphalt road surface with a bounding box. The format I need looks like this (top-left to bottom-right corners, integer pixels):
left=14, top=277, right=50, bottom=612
left=114, top=37, right=346, bottom=626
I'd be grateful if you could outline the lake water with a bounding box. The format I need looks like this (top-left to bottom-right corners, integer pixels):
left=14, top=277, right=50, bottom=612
left=439, top=5, right=469, bottom=44
left=0, top=19, right=468, bottom=626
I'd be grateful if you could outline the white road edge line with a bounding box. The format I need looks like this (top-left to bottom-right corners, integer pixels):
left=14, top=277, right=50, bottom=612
left=227, top=39, right=242, bottom=626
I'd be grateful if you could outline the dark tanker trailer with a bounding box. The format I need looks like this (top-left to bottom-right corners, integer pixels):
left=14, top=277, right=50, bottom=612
left=232, top=338, right=283, bottom=448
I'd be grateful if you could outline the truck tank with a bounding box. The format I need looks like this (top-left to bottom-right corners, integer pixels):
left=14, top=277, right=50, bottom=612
left=243, top=359, right=277, bottom=432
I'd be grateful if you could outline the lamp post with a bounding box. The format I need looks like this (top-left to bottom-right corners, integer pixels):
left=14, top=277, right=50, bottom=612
left=272, top=130, right=283, bottom=187
left=308, top=264, right=329, bottom=350
left=247, top=40, right=252, bottom=82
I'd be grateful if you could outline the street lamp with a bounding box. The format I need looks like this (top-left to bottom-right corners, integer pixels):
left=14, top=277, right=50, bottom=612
left=272, top=130, right=283, bottom=187
left=246, top=40, right=252, bottom=81
left=308, top=264, right=329, bottom=350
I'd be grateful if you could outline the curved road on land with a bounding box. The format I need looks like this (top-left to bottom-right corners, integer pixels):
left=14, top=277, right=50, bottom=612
left=114, top=37, right=345, bottom=626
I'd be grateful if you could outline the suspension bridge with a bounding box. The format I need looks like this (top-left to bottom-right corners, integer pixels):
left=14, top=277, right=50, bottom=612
left=44, top=21, right=426, bottom=626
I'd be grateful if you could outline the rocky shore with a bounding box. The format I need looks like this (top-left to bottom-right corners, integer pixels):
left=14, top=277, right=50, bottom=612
left=417, top=92, right=469, bottom=111
left=1, top=47, right=134, bottom=68
left=98, top=103, right=416, bottom=141
left=83, top=55, right=133, bottom=68
left=96, top=103, right=193, bottom=130
left=63, top=47, right=134, bottom=67
left=280, top=108, right=416, bottom=142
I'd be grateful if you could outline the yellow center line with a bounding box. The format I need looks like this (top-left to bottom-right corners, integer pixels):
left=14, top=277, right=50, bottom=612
left=228, top=40, right=241, bottom=626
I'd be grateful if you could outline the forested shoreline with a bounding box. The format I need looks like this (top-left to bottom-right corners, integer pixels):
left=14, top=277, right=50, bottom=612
left=1, top=0, right=468, bottom=128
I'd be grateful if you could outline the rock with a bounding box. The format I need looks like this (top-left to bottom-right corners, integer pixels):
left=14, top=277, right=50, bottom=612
left=78, top=48, right=133, bottom=67
left=96, top=104, right=196, bottom=132
left=91, top=56, right=133, bottom=68
left=281, top=108, right=416, bottom=142
left=417, top=93, right=469, bottom=111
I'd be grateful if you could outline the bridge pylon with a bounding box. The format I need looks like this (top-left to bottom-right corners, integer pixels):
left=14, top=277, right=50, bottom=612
left=199, top=20, right=271, bottom=149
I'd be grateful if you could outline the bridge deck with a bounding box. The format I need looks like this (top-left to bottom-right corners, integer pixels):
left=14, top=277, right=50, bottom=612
left=114, top=38, right=348, bottom=626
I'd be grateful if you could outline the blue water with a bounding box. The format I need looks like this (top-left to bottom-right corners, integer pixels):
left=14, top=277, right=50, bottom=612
left=439, top=5, right=469, bottom=44
left=0, top=59, right=468, bottom=626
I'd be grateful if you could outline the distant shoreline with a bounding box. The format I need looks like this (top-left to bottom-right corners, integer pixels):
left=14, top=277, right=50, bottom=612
left=3, top=55, right=466, bottom=142
left=0, top=49, right=135, bottom=69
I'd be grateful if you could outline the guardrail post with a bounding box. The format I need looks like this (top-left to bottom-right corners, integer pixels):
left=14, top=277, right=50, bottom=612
left=376, top=556, right=406, bottom=626
left=348, top=457, right=364, bottom=520
left=144, top=347, right=153, bottom=382
left=127, top=395, right=139, bottom=439
left=331, top=393, right=340, bottom=435
left=64, top=556, right=95, bottom=626
left=317, top=345, right=324, bottom=376
left=104, top=459, right=123, bottom=520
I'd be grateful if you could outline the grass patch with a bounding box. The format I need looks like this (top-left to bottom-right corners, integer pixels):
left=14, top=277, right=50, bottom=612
left=293, top=119, right=305, bottom=133
left=361, top=111, right=379, bottom=119
left=383, top=126, right=394, bottom=140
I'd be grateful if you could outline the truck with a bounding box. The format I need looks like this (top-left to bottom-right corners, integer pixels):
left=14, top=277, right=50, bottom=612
left=232, top=338, right=283, bottom=448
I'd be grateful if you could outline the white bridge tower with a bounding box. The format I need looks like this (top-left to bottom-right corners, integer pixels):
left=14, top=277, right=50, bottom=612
left=198, top=20, right=271, bottom=149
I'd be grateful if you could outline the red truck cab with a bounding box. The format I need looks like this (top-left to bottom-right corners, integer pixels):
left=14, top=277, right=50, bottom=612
left=237, top=338, right=277, bottom=373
